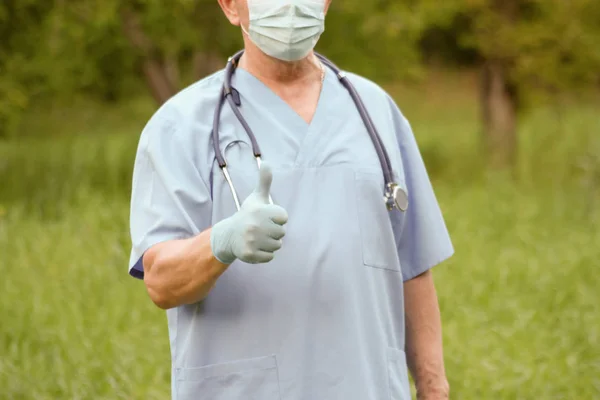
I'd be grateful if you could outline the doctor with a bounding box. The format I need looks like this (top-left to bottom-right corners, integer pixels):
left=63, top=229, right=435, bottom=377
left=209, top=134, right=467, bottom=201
left=128, top=0, right=454, bottom=399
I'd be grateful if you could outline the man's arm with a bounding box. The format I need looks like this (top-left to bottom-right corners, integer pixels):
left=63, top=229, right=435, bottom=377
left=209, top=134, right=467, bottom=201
left=142, top=228, right=229, bottom=310
left=404, top=270, right=449, bottom=400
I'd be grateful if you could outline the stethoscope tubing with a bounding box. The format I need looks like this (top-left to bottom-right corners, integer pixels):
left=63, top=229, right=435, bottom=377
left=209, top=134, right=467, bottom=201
left=315, top=54, right=394, bottom=186
left=213, top=50, right=399, bottom=211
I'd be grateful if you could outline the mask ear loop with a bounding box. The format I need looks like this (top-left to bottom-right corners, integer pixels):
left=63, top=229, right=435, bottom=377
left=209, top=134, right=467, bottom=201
left=240, top=23, right=250, bottom=38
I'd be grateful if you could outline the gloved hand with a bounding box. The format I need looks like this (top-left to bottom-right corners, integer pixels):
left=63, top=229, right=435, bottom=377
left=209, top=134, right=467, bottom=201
left=210, top=162, right=288, bottom=265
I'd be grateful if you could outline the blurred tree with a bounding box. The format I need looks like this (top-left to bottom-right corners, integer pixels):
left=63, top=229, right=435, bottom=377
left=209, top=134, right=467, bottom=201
left=459, top=0, right=600, bottom=168
left=118, top=0, right=237, bottom=104
left=54, top=0, right=238, bottom=105
left=0, top=0, right=238, bottom=136
left=331, top=0, right=457, bottom=82
left=460, top=0, right=600, bottom=168
left=0, top=0, right=54, bottom=137
left=468, top=0, right=522, bottom=169
left=346, top=0, right=600, bottom=168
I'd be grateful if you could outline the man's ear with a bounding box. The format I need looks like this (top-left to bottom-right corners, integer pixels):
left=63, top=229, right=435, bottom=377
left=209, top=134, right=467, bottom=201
left=218, top=0, right=241, bottom=26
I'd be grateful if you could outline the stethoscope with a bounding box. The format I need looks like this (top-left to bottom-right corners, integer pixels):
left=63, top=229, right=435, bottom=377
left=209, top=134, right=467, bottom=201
left=212, top=50, right=408, bottom=213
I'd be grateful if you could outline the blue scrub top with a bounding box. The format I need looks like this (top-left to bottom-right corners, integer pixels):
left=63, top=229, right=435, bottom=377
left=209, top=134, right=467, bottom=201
left=128, top=65, right=454, bottom=400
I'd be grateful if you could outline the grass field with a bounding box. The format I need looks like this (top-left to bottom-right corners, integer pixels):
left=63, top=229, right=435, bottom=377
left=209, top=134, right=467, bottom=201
left=1, top=72, right=599, bottom=399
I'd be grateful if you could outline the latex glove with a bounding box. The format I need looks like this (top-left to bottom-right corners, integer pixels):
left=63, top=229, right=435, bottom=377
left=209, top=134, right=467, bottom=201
left=210, top=162, right=288, bottom=264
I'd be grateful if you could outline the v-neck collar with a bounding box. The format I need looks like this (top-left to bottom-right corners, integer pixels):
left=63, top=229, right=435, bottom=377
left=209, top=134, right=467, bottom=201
left=233, top=67, right=332, bottom=129
left=231, top=66, right=340, bottom=167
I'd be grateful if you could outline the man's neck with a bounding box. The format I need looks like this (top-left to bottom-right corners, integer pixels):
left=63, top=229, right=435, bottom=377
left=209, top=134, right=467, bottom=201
left=238, top=44, right=320, bottom=87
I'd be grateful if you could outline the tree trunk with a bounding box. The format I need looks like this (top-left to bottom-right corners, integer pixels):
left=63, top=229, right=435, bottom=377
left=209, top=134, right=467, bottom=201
left=121, top=8, right=177, bottom=105
left=480, top=60, right=518, bottom=169
left=140, top=61, right=177, bottom=105
left=164, top=55, right=180, bottom=91
left=191, top=1, right=226, bottom=81
left=192, top=51, right=223, bottom=81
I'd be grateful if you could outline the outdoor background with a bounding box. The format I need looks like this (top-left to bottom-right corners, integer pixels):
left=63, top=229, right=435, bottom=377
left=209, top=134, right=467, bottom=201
left=1, top=1, right=599, bottom=399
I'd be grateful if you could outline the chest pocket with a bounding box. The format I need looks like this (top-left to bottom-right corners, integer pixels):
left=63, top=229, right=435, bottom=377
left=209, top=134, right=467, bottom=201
left=354, top=169, right=406, bottom=272
left=175, top=355, right=282, bottom=400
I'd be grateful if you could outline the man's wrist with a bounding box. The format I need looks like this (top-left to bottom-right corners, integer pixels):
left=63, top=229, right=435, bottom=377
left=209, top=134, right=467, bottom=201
left=209, top=221, right=236, bottom=265
left=416, top=379, right=450, bottom=400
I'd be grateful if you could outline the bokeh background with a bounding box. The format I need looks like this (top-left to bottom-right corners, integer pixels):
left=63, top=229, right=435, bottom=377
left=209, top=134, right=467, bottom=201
left=1, top=1, right=600, bottom=399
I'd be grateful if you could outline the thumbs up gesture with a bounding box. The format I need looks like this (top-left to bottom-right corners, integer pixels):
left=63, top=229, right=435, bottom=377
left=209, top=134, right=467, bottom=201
left=210, top=162, right=289, bottom=265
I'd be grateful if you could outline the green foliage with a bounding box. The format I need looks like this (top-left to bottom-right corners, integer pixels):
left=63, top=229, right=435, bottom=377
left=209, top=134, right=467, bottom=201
left=0, top=0, right=239, bottom=137
left=339, top=0, right=600, bottom=104
left=40, top=2, right=134, bottom=99
left=1, top=0, right=599, bottom=137
left=0, top=0, right=53, bottom=137
left=326, top=0, right=465, bottom=81
left=459, top=0, right=600, bottom=98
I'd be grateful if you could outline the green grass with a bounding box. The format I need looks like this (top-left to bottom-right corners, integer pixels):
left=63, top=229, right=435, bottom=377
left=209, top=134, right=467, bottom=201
left=1, top=76, right=599, bottom=399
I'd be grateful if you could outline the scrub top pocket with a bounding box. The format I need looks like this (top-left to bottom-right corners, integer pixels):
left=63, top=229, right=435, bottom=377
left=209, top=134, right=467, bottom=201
left=388, top=347, right=411, bottom=400
left=354, top=170, right=403, bottom=272
left=175, top=355, right=282, bottom=400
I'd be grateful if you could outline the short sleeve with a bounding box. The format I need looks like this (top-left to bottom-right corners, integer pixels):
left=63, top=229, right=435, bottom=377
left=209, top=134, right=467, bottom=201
left=128, top=105, right=213, bottom=279
left=388, top=97, right=454, bottom=281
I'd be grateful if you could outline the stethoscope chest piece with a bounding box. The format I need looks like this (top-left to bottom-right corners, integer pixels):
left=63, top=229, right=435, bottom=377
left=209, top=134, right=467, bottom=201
left=385, top=183, right=409, bottom=212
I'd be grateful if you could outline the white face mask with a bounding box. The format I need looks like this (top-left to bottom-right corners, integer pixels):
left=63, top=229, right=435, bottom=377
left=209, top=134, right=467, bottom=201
left=242, top=0, right=326, bottom=62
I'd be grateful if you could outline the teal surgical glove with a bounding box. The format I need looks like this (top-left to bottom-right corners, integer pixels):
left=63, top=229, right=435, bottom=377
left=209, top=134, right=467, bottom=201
left=210, top=162, right=288, bottom=265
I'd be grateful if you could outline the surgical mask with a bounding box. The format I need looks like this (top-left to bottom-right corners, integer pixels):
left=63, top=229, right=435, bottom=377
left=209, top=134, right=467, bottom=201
left=241, top=0, right=326, bottom=62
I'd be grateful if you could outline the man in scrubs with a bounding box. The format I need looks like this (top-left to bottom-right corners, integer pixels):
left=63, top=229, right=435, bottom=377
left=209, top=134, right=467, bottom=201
left=128, top=0, right=454, bottom=399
